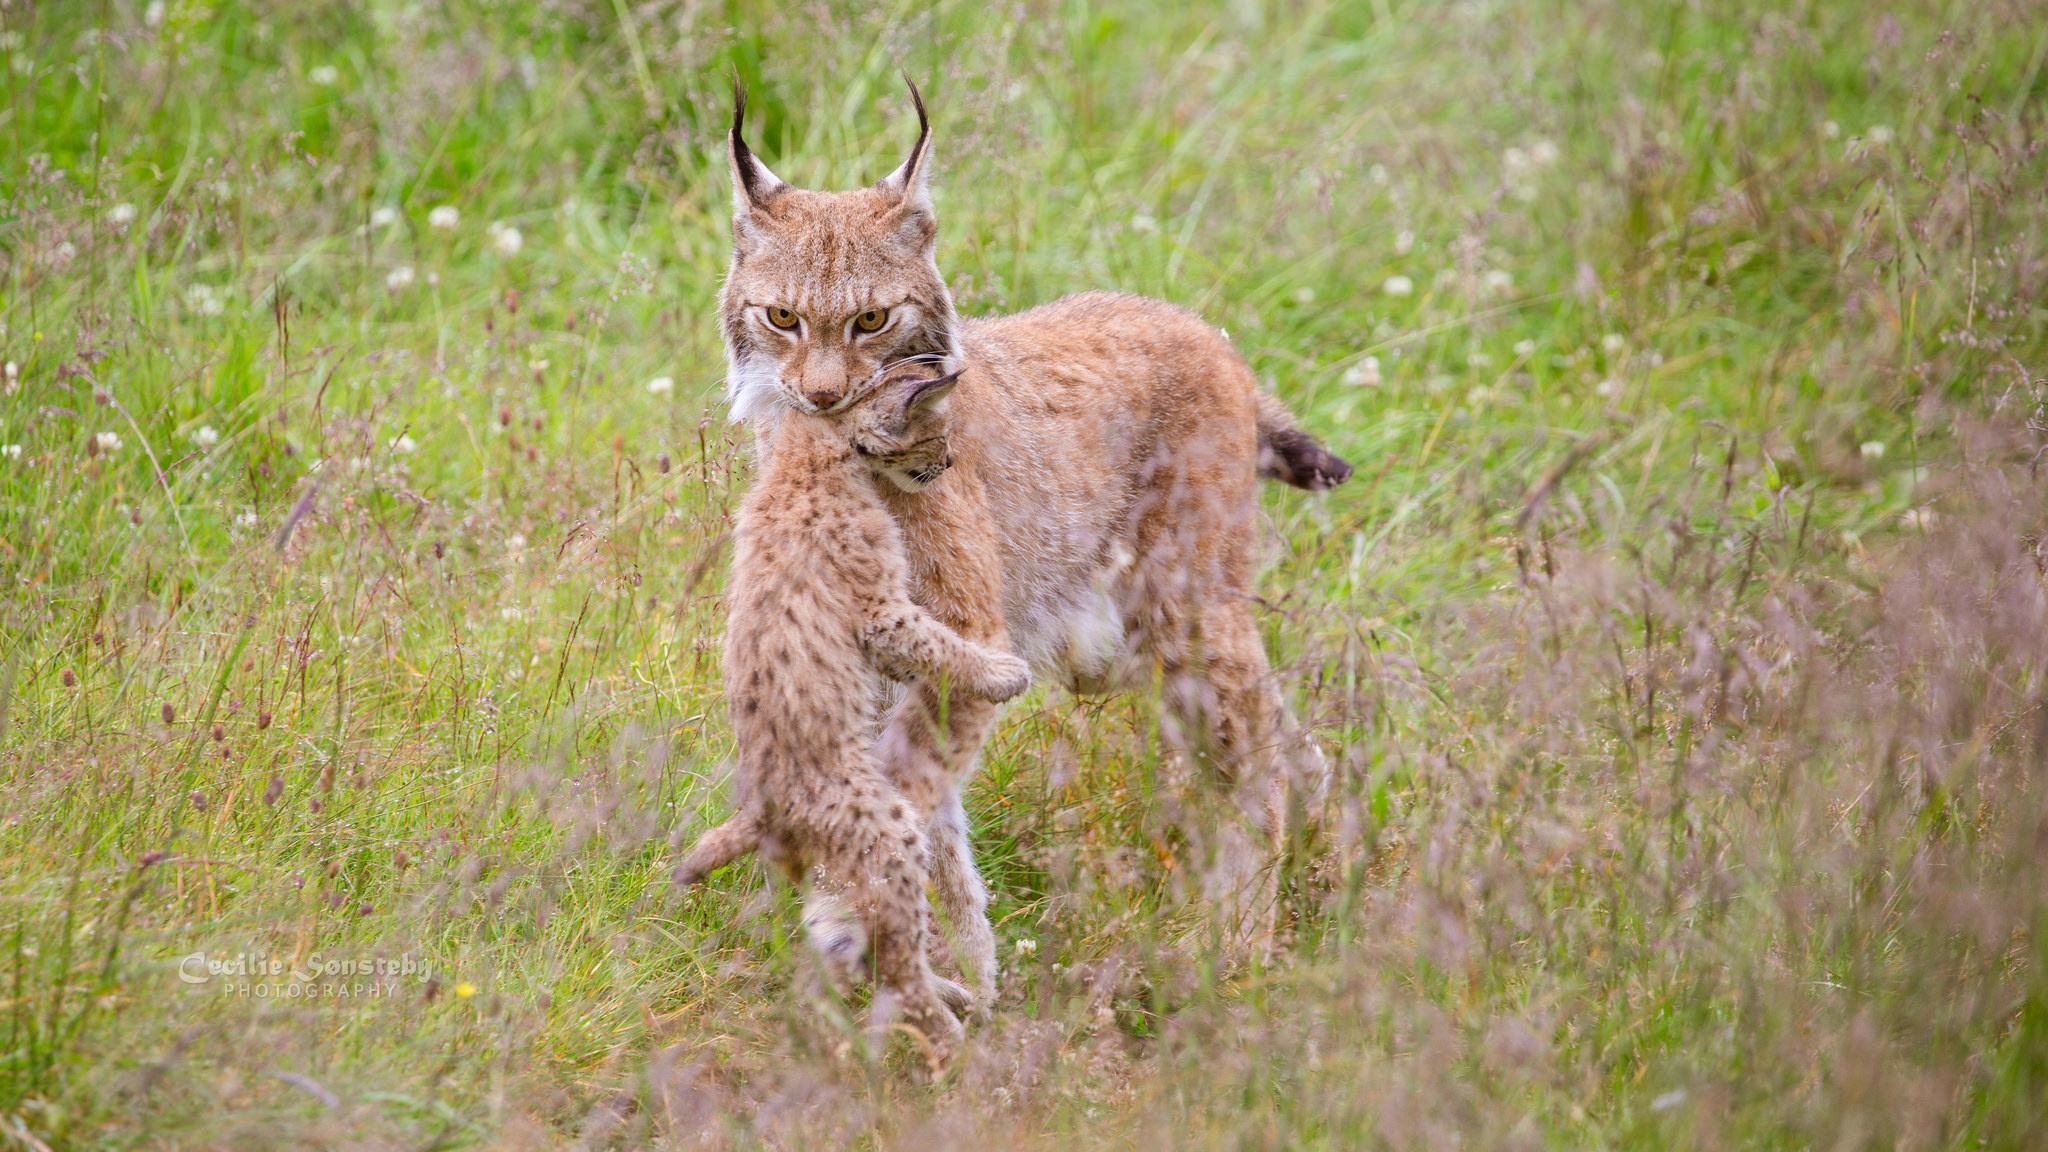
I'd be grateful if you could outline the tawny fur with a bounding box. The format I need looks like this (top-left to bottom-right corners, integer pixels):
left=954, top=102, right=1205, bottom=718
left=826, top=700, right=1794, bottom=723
left=679, top=367, right=1030, bottom=1053
left=718, top=81, right=1348, bottom=1003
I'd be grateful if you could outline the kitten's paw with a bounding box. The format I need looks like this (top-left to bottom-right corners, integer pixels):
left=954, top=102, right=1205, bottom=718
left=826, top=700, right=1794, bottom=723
left=876, top=984, right=965, bottom=1074
left=802, top=893, right=870, bottom=988
left=932, top=974, right=976, bottom=1015
left=974, top=653, right=1033, bottom=702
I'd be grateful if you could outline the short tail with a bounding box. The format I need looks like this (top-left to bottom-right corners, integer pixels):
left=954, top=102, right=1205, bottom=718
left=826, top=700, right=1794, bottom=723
left=672, top=808, right=764, bottom=886
left=1254, top=391, right=1353, bottom=490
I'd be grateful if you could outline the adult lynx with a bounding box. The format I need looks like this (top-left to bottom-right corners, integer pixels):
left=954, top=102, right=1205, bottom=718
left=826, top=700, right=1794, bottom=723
left=680, top=367, right=1031, bottom=1053
left=718, top=81, right=1351, bottom=999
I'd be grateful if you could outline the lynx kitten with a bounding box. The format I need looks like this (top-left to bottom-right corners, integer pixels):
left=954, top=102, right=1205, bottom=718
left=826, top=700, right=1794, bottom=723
left=674, top=367, right=1029, bottom=1053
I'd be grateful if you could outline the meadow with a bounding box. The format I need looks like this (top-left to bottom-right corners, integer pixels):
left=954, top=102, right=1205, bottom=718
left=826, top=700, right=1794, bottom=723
left=3, top=0, right=2048, bottom=1146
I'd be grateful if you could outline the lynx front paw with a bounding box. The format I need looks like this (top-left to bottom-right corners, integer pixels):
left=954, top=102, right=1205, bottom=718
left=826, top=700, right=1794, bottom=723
left=974, top=653, right=1033, bottom=702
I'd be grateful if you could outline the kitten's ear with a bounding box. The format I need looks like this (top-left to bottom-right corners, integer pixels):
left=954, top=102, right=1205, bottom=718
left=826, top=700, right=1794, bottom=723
left=903, top=369, right=961, bottom=414
left=728, top=79, right=786, bottom=217
left=877, top=74, right=935, bottom=246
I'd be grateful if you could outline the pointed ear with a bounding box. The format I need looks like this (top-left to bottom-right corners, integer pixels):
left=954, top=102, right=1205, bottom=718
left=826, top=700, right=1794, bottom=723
left=903, top=368, right=961, bottom=414
left=728, top=78, right=786, bottom=216
left=876, top=74, right=935, bottom=244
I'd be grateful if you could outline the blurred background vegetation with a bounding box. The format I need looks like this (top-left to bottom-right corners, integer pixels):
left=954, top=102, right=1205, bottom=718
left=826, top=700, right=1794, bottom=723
left=3, top=0, right=2047, bottom=1146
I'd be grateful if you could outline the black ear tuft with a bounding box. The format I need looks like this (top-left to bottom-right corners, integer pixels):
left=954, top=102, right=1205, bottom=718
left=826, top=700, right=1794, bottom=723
left=729, top=76, right=783, bottom=210
left=878, top=72, right=934, bottom=211
left=903, top=69, right=930, bottom=149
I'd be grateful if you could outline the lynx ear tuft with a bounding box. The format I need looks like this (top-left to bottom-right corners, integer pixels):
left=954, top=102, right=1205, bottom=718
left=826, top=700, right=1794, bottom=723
left=728, top=78, right=786, bottom=215
left=878, top=73, right=935, bottom=235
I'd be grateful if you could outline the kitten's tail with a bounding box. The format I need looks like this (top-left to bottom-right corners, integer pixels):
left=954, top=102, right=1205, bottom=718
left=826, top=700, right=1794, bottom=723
left=672, top=807, right=764, bottom=886
left=1254, top=391, right=1353, bottom=491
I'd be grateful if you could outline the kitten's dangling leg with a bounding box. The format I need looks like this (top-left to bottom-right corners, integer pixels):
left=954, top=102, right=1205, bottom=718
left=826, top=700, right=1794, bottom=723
left=671, top=806, right=764, bottom=887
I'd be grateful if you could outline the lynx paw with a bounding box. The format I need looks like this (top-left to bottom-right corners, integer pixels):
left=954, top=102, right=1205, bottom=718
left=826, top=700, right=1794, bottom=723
left=932, top=974, right=975, bottom=1015
left=974, top=653, right=1033, bottom=702
left=802, top=893, right=870, bottom=989
left=871, top=984, right=966, bottom=1071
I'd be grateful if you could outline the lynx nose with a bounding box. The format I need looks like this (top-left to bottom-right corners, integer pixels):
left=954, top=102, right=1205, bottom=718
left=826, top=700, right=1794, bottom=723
left=804, top=389, right=842, bottom=410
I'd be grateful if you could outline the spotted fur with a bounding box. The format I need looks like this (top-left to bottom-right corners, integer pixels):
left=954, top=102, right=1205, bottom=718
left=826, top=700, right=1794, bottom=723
left=720, top=82, right=1349, bottom=1005
left=675, top=369, right=1030, bottom=1058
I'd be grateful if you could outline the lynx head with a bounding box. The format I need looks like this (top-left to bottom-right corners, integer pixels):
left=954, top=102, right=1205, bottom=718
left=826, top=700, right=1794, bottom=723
left=719, top=79, right=962, bottom=425
left=843, top=367, right=960, bottom=493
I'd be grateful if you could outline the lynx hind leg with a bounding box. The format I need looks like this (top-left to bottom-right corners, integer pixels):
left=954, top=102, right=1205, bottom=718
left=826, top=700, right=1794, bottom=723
left=801, top=777, right=964, bottom=1055
left=861, top=601, right=1032, bottom=703
left=1149, top=593, right=1289, bottom=960
left=672, top=807, right=765, bottom=887
left=927, top=792, right=998, bottom=1012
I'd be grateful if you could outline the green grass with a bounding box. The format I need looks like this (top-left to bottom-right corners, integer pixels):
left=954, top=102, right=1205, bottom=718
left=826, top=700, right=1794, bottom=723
left=4, top=0, right=2048, bottom=1146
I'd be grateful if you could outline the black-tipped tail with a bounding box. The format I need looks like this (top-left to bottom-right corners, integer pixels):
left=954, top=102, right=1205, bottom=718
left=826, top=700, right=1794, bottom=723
left=1259, top=427, right=1354, bottom=491
left=1254, top=390, right=1352, bottom=490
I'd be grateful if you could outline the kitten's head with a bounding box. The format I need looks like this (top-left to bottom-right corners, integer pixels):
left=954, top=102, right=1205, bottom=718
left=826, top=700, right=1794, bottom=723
left=719, top=79, right=962, bottom=424
left=841, top=367, right=960, bottom=493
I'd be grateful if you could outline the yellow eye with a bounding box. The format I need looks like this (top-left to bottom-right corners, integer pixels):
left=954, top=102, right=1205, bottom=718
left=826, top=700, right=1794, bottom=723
left=766, top=307, right=800, bottom=330
left=855, top=309, right=887, bottom=333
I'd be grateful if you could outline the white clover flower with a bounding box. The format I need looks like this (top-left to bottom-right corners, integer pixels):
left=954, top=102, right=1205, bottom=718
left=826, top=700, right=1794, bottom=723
left=1381, top=275, right=1414, bottom=297
left=1292, top=286, right=1316, bottom=304
left=1868, top=125, right=1894, bottom=145
left=1595, top=379, right=1623, bottom=398
left=1468, top=352, right=1493, bottom=369
left=1393, top=229, right=1415, bottom=256
left=193, top=425, right=219, bottom=447
left=1514, top=339, right=1537, bottom=357
left=1368, top=164, right=1389, bottom=185
left=1822, top=120, right=1841, bottom=139
left=486, top=221, right=523, bottom=256
left=235, top=511, right=259, bottom=528
left=1601, top=333, right=1626, bottom=353
left=144, top=1, right=166, bottom=28
left=106, top=202, right=138, bottom=226
left=4, top=361, right=16, bottom=382
left=528, top=358, right=550, bottom=372
left=1, top=444, right=21, bottom=460
left=185, top=284, right=224, bottom=316
left=1530, top=139, right=1560, bottom=166
left=1342, top=356, right=1382, bottom=387
left=1502, top=146, right=1531, bottom=177
left=369, top=206, right=398, bottom=228
left=1014, top=938, right=1038, bottom=956
left=391, top=434, right=417, bottom=454
left=385, top=265, right=415, bottom=290
left=1483, top=269, right=1514, bottom=296
left=309, top=64, right=339, bottom=85
left=646, top=376, right=674, bottom=395
left=499, top=606, right=525, bottom=622
left=428, top=205, right=459, bottom=229
left=95, top=431, right=123, bottom=452
left=506, top=534, right=527, bottom=550
left=1860, top=440, right=1886, bottom=461
left=1130, top=213, right=1158, bottom=233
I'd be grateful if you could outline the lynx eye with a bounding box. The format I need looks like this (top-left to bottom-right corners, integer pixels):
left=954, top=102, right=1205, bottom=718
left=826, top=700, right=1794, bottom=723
left=766, top=307, right=800, bottom=330
left=854, top=308, right=888, bottom=333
